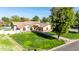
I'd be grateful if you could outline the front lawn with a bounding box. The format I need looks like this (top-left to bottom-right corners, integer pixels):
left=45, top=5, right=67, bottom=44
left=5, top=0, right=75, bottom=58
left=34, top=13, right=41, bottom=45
left=49, top=31, right=79, bottom=39
left=62, top=32, right=79, bottom=39
left=10, top=32, right=64, bottom=50
left=0, top=35, right=21, bottom=51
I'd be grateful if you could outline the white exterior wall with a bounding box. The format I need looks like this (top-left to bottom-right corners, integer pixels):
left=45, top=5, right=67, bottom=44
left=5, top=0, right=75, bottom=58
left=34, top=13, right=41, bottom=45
left=24, top=25, right=30, bottom=31
left=19, top=26, right=31, bottom=31
left=13, top=26, right=17, bottom=31
left=20, top=28, right=23, bottom=31
left=43, top=25, right=51, bottom=32
left=13, top=25, right=31, bottom=31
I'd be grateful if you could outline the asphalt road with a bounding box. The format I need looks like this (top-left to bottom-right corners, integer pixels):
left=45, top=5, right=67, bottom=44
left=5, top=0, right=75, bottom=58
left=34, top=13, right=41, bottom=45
left=53, top=41, right=79, bottom=51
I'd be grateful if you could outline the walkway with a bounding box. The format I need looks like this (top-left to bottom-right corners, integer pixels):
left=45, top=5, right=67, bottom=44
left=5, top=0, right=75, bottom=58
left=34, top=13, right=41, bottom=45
left=53, top=35, right=74, bottom=43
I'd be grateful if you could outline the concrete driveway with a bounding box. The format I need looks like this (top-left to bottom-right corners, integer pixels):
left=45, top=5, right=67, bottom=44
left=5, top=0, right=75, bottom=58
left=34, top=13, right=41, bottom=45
left=53, top=40, right=79, bottom=51
left=0, top=30, right=20, bottom=35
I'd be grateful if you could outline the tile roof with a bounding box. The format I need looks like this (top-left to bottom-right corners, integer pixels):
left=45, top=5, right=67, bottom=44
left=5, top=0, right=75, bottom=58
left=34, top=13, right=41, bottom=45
left=36, top=23, right=49, bottom=27
left=13, top=21, right=39, bottom=28
left=12, top=21, right=49, bottom=28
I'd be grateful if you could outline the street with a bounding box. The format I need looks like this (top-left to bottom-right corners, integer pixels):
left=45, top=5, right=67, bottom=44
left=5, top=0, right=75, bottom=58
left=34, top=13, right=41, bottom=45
left=53, top=41, right=79, bottom=51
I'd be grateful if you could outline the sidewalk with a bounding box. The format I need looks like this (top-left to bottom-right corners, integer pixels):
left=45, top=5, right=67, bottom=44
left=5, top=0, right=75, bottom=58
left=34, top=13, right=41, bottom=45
left=53, top=35, right=74, bottom=43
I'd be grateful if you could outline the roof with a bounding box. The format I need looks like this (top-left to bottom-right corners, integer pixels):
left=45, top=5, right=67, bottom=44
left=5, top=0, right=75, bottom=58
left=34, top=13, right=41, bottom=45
left=0, top=20, right=4, bottom=24
left=12, top=21, right=39, bottom=28
left=36, top=23, right=49, bottom=27
left=12, top=21, right=50, bottom=28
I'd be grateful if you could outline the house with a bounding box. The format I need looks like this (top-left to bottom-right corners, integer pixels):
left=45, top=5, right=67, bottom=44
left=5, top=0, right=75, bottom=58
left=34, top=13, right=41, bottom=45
left=32, top=23, right=51, bottom=32
left=12, top=21, right=39, bottom=31
left=0, top=20, right=4, bottom=25
left=12, top=21, right=51, bottom=32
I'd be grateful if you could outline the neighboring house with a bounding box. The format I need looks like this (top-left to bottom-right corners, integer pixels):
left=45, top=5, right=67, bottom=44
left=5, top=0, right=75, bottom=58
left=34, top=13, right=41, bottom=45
left=12, top=21, right=51, bottom=32
left=0, top=20, right=4, bottom=25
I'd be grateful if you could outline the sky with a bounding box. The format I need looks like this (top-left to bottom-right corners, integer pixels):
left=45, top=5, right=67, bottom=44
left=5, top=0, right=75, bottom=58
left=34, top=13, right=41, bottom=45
left=0, top=7, right=79, bottom=19
left=0, top=7, right=51, bottom=19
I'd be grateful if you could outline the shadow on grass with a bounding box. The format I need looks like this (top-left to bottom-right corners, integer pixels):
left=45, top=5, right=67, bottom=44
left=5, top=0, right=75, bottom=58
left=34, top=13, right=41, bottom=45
left=32, top=31, right=57, bottom=40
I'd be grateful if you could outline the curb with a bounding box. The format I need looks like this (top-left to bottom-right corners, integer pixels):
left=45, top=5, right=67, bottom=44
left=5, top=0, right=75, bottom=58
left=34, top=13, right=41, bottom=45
left=48, top=40, right=79, bottom=51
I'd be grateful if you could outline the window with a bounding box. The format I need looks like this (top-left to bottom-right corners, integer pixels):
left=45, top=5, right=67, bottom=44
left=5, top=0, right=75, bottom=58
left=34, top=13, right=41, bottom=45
left=16, top=28, right=20, bottom=30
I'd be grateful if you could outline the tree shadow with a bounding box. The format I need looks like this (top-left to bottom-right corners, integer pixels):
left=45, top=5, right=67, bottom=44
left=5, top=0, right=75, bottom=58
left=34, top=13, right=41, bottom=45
left=32, top=31, right=56, bottom=40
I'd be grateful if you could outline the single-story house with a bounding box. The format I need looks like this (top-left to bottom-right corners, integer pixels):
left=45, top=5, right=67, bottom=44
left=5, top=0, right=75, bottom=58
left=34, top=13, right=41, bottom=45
left=32, top=23, right=51, bottom=32
left=12, top=21, right=52, bottom=32
left=0, top=20, right=4, bottom=25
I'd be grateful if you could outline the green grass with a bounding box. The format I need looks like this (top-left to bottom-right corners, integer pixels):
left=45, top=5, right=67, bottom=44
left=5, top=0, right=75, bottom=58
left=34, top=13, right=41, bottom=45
left=62, top=32, right=79, bottom=39
left=49, top=31, right=79, bottom=39
left=0, top=39, right=14, bottom=51
left=0, top=32, right=65, bottom=51
left=0, top=35, right=23, bottom=51
left=0, top=27, right=3, bottom=30
left=10, top=32, right=64, bottom=50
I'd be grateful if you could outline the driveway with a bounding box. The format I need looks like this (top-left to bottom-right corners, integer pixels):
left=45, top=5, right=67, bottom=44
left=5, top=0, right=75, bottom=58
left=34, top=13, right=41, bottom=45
left=0, top=30, right=20, bottom=34
left=53, top=40, right=79, bottom=51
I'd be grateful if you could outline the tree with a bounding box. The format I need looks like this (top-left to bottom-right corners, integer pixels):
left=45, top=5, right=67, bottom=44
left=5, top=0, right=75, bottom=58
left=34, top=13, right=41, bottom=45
left=42, top=17, right=47, bottom=22
left=2, top=16, right=11, bottom=24
left=76, top=10, right=79, bottom=32
left=20, top=17, right=29, bottom=22
left=11, top=15, right=21, bottom=22
left=32, top=16, right=40, bottom=21
left=47, top=17, right=51, bottom=22
left=50, top=7, right=75, bottom=40
left=42, top=17, right=49, bottom=23
left=10, top=22, right=14, bottom=29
